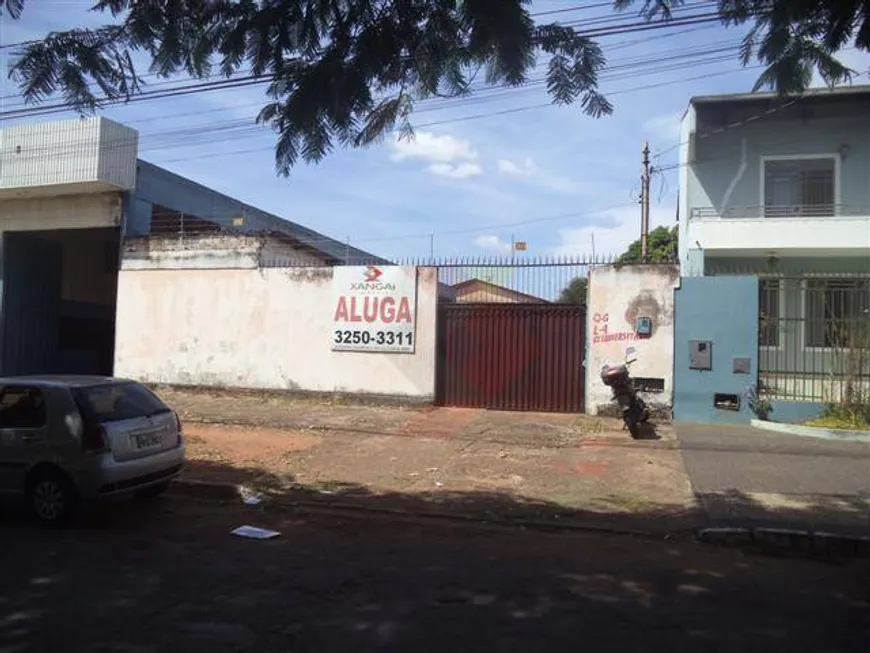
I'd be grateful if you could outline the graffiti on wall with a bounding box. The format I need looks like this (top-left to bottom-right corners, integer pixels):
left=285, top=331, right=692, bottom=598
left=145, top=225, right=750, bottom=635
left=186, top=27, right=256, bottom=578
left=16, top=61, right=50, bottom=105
left=591, top=312, right=642, bottom=344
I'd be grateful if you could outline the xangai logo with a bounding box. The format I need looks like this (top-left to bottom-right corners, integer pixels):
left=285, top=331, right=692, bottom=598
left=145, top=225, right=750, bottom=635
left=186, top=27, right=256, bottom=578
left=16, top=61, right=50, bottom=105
left=363, top=266, right=383, bottom=283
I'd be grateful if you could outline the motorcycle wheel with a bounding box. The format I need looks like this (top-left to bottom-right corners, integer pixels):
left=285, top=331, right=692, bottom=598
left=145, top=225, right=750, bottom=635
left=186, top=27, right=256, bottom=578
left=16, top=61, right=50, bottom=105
left=635, top=397, right=650, bottom=423
left=625, top=416, right=641, bottom=439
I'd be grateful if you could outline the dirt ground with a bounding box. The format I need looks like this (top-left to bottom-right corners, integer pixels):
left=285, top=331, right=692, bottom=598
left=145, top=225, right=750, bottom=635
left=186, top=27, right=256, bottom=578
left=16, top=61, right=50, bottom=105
left=162, top=387, right=697, bottom=531
left=157, top=385, right=673, bottom=447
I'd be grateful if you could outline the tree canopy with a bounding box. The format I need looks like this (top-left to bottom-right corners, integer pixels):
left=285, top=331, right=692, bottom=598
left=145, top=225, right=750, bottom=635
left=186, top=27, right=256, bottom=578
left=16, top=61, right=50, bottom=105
left=557, top=223, right=677, bottom=304
left=558, top=276, right=587, bottom=307
left=3, top=1, right=868, bottom=174
left=616, top=225, right=678, bottom=264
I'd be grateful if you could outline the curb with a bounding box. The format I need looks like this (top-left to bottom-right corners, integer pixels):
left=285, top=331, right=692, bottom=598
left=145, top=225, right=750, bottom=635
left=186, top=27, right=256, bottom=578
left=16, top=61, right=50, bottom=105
left=170, top=479, right=240, bottom=501
left=750, top=419, right=870, bottom=443
left=168, top=479, right=693, bottom=540
left=170, top=480, right=870, bottom=559
left=697, top=526, right=870, bottom=559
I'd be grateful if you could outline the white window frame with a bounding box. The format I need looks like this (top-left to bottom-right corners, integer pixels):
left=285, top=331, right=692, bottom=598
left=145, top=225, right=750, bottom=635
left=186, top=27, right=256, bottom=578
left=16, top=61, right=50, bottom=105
left=800, top=276, right=870, bottom=352
left=758, top=276, right=786, bottom=352
left=759, top=154, right=842, bottom=218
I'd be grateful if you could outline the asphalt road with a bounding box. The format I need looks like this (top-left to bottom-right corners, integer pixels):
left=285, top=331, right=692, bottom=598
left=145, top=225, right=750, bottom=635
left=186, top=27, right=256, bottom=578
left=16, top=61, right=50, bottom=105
left=1, top=497, right=868, bottom=653
left=677, top=424, right=870, bottom=533
left=678, top=424, right=870, bottom=496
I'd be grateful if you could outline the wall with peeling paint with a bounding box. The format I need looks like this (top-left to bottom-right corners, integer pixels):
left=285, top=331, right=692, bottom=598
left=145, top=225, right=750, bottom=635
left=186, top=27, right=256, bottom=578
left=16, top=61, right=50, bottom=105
left=122, top=234, right=325, bottom=270
left=585, top=264, right=680, bottom=415
left=114, top=265, right=439, bottom=398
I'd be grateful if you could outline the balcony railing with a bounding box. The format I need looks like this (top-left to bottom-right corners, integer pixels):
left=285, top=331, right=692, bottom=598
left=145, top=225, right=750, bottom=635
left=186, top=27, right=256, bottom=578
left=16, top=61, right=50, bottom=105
left=690, top=204, right=870, bottom=220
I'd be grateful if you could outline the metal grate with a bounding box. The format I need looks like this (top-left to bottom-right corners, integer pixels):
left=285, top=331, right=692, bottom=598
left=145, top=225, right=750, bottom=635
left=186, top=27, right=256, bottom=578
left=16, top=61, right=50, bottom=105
left=763, top=157, right=836, bottom=218
left=759, top=277, right=870, bottom=402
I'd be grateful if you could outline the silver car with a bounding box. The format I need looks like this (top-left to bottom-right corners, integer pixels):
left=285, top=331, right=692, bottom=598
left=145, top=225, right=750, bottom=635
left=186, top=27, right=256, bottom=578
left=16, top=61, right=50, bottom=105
left=0, top=376, right=185, bottom=524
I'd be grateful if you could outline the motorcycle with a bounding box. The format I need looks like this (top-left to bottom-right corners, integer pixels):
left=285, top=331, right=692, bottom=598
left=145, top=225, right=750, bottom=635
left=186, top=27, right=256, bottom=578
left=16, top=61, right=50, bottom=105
left=600, top=347, right=650, bottom=438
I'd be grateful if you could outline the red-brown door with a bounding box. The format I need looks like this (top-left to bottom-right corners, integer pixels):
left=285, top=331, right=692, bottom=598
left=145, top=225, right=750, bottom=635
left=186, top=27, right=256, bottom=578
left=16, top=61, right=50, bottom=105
left=436, top=304, right=585, bottom=412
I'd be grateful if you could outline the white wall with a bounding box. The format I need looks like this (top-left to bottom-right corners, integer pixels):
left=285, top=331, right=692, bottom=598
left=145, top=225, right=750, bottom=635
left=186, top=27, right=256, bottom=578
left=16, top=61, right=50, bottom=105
left=0, top=117, right=137, bottom=195
left=122, top=235, right=264, bottom=270
left=678, top=104, right=696, bottom=270
left=585, top=265, right=680, bottom=415
left=121, top=234, right=327, bottom=270
left=688, top=216, right=870, bottom=256
left=114, top=266, right=439, bottom=398
left=0, top=193, right=121, bottom=231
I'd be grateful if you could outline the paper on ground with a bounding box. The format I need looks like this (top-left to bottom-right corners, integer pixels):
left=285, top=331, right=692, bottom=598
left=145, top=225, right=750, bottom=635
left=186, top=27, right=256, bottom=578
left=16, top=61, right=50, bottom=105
left=237, top=485, right=264, bottom=505
left=231, top=525, right=281, bottom=540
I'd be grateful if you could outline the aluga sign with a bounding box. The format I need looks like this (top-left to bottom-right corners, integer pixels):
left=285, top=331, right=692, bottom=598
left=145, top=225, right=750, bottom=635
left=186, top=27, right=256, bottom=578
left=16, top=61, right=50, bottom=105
left=331, top=265, right=418, bottom=353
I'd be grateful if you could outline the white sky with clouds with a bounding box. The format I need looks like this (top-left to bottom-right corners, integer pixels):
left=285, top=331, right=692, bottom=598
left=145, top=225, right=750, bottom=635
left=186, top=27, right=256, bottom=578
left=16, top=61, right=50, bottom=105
left=1, top=1, right=869, bottom=262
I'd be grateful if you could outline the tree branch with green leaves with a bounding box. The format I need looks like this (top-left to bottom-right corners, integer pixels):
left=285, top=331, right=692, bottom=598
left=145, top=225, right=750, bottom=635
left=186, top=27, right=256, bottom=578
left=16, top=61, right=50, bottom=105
left=3, top=0, right=868, bottom=175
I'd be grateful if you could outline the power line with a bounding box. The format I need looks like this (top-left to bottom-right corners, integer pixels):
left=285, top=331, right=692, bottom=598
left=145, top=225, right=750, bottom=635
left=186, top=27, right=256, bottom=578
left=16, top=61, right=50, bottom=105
left=0, top=17, right=722, bottom=108
left=0, top=56, right=764, bottom=169
left=354, top=201, right=641, bottom=244
left=409, top=65, right=761, bottom=131
left=651, top=70, right=868, bottom=173
left=0, top=36, right=746, bottom=113
left=0, top=57, right=757, bottom=170
left=533, top=2, right=616, bottom=18
left=0, top=10, right=729, bottom=122
left=0, top=38, right=751, bottom=144
left=0, top=1, right=715, bottom=53
left=653, top=112, right=870, bottom=181
left=0, top=36, right=749, bottom=126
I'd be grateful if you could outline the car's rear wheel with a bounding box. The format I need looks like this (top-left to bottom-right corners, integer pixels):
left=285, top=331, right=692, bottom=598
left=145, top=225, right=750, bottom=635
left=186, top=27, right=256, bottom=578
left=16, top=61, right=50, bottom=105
left=27, top=469, right=76, bottom=526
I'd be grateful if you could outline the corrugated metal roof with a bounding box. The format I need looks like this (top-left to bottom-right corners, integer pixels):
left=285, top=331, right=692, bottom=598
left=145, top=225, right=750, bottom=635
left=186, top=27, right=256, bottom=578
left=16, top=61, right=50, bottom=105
left=136, top=159, right=386, bottom=264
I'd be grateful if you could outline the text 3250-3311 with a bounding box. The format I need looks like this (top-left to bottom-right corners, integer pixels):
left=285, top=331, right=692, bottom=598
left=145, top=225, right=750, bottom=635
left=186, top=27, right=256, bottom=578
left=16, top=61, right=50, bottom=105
left=333, top=329, right=414, bottom=347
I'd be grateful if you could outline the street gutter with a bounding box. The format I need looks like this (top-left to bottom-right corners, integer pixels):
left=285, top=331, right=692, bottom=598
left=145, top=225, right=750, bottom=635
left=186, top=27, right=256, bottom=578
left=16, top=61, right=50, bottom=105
left=169, top=479, right=869, bottom=560
left=168, top=479, right=697, bottom=541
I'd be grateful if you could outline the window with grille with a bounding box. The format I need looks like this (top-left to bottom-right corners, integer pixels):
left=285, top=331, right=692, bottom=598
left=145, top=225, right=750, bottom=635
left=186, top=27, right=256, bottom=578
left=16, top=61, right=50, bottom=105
left=805, top=279, right=870, bottom=348
left=759, top=279, right=781, bottom=347
left=763, top=157, right=836, bottom=217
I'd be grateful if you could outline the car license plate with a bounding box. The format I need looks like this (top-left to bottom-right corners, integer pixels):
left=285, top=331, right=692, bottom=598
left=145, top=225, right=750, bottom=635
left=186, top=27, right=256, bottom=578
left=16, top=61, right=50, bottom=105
left=134, top=432, right=163, bottom=449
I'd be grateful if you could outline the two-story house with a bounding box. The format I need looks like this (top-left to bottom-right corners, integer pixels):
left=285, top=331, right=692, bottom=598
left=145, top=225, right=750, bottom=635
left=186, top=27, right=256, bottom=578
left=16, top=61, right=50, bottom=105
left=678, top=86, right=870, bottom=408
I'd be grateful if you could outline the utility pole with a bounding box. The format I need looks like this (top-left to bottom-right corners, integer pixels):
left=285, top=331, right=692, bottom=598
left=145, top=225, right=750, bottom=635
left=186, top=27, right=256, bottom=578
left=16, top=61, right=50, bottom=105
left=640, top=141, right=651, bottom=263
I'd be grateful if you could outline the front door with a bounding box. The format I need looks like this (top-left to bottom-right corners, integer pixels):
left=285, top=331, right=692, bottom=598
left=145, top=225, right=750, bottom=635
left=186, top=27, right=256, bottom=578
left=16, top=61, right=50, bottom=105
left=0, top=386, right=49, bottom=493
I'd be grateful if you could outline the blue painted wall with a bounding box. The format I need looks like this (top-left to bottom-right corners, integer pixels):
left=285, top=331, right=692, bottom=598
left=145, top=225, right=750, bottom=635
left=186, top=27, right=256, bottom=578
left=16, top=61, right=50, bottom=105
left=673, top=276, right=759, bottom=424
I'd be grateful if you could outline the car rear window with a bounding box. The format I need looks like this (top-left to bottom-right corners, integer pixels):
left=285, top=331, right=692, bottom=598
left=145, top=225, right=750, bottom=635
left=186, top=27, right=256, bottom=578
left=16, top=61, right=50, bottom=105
left=73, top=382, right=171, bottom=423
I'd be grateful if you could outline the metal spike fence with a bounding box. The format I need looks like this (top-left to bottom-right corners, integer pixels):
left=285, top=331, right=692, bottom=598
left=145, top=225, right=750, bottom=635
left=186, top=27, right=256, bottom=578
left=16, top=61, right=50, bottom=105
left=127, top=218, right=632, bottom=303
left=759, top=276, right=870, bottom=403
left=428, top=257, right=597, bottom=304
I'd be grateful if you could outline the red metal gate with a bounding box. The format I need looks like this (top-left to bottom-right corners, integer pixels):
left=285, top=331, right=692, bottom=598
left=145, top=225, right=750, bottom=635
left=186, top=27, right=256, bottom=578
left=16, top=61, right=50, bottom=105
left=436, top=303, right=586, bottom=413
